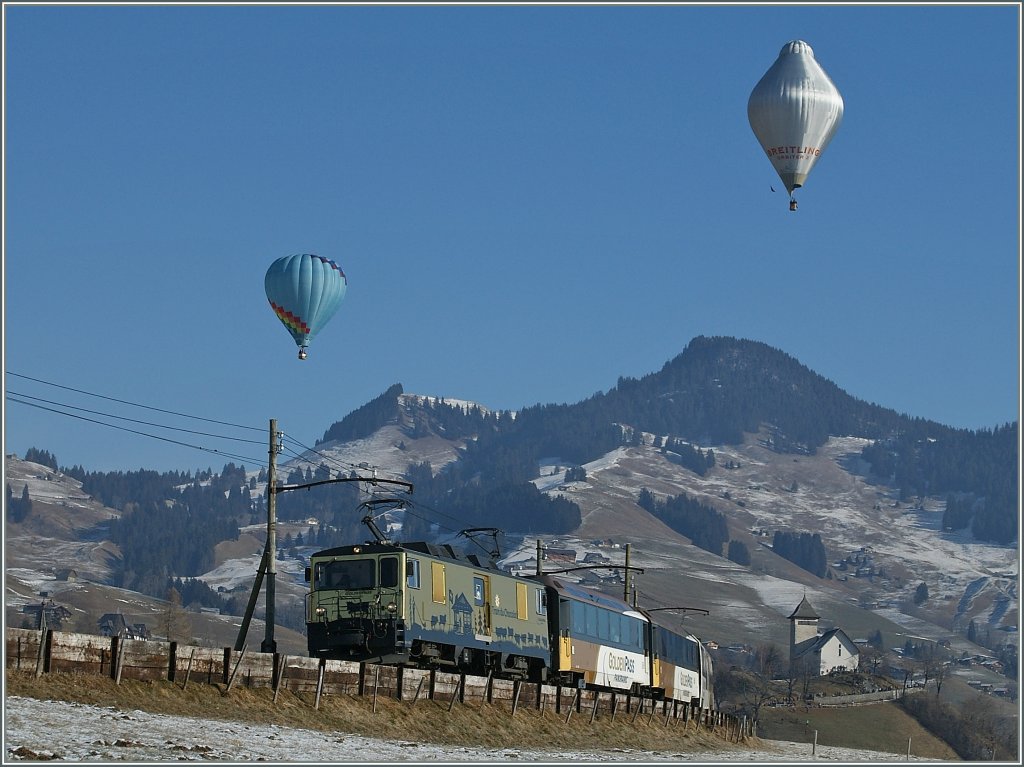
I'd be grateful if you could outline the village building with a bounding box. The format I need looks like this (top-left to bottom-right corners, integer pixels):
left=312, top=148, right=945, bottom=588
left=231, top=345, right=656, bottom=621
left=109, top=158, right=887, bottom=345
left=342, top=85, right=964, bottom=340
left=543, top=548, right=576, bottom=565
left=97, top=613, right=150, bottom=640
left=21, top=601, right=72, bottom=630
left=788, top=595, right=859, bottom=675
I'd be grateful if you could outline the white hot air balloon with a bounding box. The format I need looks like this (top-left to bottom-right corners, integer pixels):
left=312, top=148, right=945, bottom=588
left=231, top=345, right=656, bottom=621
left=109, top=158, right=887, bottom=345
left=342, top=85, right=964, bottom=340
left=748, top=40, right=843, bottom=211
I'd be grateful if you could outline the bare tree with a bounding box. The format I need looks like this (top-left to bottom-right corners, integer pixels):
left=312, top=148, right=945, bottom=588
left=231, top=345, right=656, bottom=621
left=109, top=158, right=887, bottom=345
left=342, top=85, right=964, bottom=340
left=858, top=643, right=884, bottom=674
left=960, top=694, right=1016, bottom=760
left=746, top=643, right=784, bottom=725
left=917, top=644, right=951, bottom=696
left=790, top=654, right=818, bottom=704
left=899, top=664, right=915, bottom=697
left=161, top=587, right=192, bottom=644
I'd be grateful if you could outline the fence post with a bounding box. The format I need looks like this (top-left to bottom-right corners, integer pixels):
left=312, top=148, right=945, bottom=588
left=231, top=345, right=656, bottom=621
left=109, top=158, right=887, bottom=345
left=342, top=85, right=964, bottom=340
left=315, top=659, right=327, bottom=710
left=448, top=674, right=463, bottom=712
left=221, top=647, right=231, bottom=686
left=35, top=628, right=50, bottom=678
left=564, top=688, right=580, bottom=724
left=224, top=647, right=246, bottom=694
left=371, top=665, right=380, bottom=713
left=273, top=655, right=288, bottom=703
left=168, top=642, right=177, bottom=682
left=410, top=675, right=426, bottom=705
left=182, top=649, right=195, bottom=690
left=114, top=636, right=126, bottom=685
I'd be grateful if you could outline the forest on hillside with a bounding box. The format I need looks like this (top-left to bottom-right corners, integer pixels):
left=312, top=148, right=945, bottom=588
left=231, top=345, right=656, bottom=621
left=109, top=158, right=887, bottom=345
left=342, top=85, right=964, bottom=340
left=315, top=338, right=1017, bottom=544
left=11, top=337, right=1018, bottom=611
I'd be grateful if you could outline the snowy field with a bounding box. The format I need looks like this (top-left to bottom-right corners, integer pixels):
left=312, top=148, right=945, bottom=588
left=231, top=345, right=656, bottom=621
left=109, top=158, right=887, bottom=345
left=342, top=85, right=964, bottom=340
left=3, top=696, right=945, bottom=763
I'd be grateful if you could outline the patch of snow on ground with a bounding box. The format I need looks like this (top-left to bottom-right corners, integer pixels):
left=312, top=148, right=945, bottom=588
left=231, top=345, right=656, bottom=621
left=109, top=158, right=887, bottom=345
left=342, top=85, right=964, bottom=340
left=3, top=696, right=943, bottom=762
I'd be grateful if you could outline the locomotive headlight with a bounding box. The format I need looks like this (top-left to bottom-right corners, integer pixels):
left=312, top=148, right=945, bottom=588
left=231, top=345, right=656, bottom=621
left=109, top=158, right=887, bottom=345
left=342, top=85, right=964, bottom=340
left=386, top=601, right=398, bottom=614
left=315, top=607, right=326, bottom=617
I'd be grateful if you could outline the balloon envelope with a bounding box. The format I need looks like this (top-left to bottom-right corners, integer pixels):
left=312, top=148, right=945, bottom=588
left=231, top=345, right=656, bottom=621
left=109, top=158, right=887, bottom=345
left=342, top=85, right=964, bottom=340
left=748, top=40, right=843, bottom=196
left=265, top=254, right=347, bottom=357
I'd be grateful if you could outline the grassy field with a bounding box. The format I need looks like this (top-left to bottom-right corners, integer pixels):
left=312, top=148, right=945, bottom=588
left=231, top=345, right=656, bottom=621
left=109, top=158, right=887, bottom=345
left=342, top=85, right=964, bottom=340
left=756, top=699, right=960, bottom=760
left=4, top=669, right=743, bottom=756
left=6, top=668, right=971, bottom=760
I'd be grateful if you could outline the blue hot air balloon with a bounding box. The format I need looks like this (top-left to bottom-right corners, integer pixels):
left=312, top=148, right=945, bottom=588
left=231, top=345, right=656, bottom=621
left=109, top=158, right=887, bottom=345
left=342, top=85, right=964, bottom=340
left=265, top=254, right=347, bottom=359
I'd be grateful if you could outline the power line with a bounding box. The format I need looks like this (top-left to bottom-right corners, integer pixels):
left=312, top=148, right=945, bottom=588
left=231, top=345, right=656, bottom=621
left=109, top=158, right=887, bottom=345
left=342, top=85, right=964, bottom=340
left=279, top=433, right=403, bottom=483
left=7, top=390, right=265, bottom=446
left=399, top=500, right=465, bottom=539
left=6, top=396, right=265, bottom=466
left=7, top=371, right=484, bottom=534
left=279, top=435, right=363, bottom=474
left=6, top=371, right=264, bottom=432
left=268, top=442, right=477, bottom=536
left=403, top=496, right=480, bottom=536
left=277, top=444, right=363, bottom=478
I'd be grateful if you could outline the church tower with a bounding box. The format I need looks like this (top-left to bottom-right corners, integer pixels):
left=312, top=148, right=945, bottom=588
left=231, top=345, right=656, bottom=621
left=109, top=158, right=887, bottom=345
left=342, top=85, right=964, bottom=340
left=788, top=594, right=820, bottom=660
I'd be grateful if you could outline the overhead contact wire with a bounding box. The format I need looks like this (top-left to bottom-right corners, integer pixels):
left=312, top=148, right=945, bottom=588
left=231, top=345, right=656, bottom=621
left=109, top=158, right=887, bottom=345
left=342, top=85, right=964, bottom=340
left=6, top=396, right=264, bottom=465
left=7, top=391, right=265, bottom=445
left=6, top=371, right=264, bottom=432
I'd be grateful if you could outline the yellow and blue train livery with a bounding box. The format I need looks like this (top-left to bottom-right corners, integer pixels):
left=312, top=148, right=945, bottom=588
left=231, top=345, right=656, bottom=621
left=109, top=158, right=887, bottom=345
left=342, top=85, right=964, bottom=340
left=539, top=575, right=653, bottom=694
left=646, top=620, right=715, bottom=708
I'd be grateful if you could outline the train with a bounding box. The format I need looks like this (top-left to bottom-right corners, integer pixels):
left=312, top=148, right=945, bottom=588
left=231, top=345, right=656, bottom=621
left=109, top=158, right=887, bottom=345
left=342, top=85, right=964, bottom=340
left=303, top=526, right=714, bottom=709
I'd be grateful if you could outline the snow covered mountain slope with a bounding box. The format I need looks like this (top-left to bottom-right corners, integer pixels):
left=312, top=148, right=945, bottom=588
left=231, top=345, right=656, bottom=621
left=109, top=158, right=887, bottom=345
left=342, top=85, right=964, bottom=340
left=4, top=391, right=1017, bottom=664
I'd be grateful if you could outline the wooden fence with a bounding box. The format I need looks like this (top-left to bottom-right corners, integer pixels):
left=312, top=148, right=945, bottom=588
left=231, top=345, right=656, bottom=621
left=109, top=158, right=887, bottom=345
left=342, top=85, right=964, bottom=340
left=5, top=627, right=750, bottom=739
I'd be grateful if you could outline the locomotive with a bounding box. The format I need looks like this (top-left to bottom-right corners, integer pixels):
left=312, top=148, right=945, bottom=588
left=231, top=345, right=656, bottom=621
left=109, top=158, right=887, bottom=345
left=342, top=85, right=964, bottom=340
left=304, top=521, right=714, bottom=708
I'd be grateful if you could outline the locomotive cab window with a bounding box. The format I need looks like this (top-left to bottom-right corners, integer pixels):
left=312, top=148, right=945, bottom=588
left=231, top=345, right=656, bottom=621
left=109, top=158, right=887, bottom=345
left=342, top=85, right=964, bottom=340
left=315, top=559, right=375, bottom=591
left=380, top=556, right=399, bottom=588
left=535, top=589, right=547, bottom=616
left=406, top=558, right=421, bottom=589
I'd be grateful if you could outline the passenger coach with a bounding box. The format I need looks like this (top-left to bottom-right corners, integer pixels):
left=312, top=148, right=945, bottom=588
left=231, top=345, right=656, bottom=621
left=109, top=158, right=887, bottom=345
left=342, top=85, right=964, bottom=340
left=539, top=575, right=653, bottom=694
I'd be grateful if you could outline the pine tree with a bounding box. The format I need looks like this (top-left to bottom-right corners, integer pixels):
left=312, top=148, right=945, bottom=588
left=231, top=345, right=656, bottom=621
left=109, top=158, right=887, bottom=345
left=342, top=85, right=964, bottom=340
left=8, top=484, right=32, bottom=523
left=914, top=582, right=929, bottom=605
left=727, top=540, right=751, bottom=565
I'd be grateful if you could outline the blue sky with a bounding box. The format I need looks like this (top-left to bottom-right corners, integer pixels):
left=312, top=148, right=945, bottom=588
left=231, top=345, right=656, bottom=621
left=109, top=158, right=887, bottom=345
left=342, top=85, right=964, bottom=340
left=3, top=3, right=1020, bottom=473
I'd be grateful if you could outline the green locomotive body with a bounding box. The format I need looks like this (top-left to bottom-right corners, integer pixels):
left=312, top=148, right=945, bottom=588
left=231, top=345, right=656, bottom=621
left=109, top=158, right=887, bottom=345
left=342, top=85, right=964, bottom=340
left=305, top=540, right=551, bottom=680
